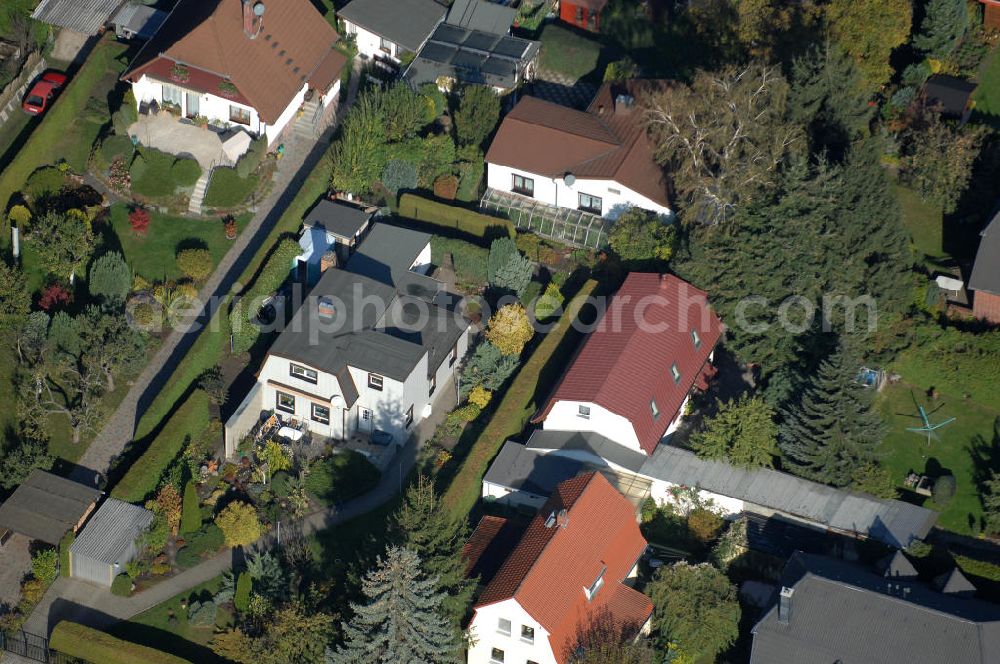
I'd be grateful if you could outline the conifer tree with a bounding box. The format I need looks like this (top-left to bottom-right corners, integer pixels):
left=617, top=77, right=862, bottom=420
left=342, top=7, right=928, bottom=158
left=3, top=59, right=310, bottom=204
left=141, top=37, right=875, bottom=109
left=779, top=338, right=885, bottom=487
left=392, top=476, right=475, bottom=625
left=327, top=546, right=460, bottom=664
left=913, top=0, right=968, bottom=59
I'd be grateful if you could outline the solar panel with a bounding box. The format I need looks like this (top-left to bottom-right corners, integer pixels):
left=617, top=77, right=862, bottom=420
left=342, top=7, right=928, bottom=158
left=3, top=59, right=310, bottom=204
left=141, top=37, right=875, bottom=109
left=494, top=37, right=529, bottom=58
left=453, top=50, right=485, bottom=70
left=463, top=31, right=497, bottom=51
left=420, top=42, right=457, bottom=64
left=432, top=23, right=467, bottom=43
left=481, top=57, right=513, bottom=77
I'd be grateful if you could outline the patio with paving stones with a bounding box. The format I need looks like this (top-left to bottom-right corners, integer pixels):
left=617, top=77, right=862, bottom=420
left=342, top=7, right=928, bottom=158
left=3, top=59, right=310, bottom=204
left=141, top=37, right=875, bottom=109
left=127, top=113, right=244, bottom=168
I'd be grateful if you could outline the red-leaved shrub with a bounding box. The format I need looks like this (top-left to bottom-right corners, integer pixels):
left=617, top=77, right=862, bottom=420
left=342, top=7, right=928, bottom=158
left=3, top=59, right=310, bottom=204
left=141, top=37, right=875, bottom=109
left=129, top=208, right=150, bottom=236
left=38, top=284, right=72, bottom=311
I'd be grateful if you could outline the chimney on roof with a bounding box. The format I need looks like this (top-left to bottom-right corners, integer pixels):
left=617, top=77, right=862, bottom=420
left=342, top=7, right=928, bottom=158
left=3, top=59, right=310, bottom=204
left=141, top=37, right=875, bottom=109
left=320, top=251, right=337, bottom=274
left=777, top=586, right=793, bottom=625
left=317, top=295, right=337, bottom=320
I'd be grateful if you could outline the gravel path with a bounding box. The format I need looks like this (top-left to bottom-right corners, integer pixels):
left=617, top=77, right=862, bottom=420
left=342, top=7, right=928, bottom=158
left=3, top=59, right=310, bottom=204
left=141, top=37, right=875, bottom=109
left=68, top=68, right=361, bottom=487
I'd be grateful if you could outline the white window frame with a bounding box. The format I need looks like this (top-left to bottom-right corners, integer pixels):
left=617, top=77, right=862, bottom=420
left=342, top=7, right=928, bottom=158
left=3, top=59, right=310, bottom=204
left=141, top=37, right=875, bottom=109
left=229, top=104, right=251, bottom=125
left=670, top=362, right=681, bottom=384
left=578, top=405, right=591, bottom=419
left=276, top=391, right=295, bottom=414
left=290, top=363, right=318, bottom=384
left=490, top=648, right=505, bottom=664
left=520, top=625, right=534, bottom=644
left=691, top=329, right=701, bottom=349
left=311, top=403, right=330, bottom=424
left=578, top=192, right=602, bottom=214
left=405, top=405, right=414, bottom=429
left=368, top=373, right=384, bottom=391
left=584, top=566, right=606, bottom=601
left=379, top=36, right=393, bottom=54
left=651, top=399, right=660, bottom=420
left=497, top=618, right=511, bottom=636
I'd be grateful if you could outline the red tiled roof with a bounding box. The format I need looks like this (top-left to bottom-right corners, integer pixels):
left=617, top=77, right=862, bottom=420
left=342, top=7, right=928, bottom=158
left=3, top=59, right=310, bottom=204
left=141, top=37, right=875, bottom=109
left=534, top=273, right=723, bottom=455
left=485, top=80, right=673, bottom=207
left=474, top=473, right=652, bottom=663
left=123, top=0, right=345, bottom=124
left=463, top=515, right=527, bottom=588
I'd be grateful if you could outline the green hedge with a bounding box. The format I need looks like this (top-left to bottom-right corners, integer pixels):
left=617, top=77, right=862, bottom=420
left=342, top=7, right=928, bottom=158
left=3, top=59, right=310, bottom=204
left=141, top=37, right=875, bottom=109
left=59, top=531, right=74, bottom=578
left=442, top=279, right=599, bottom=516
left=50, top=621, right=192, bottom=664
left=954, top=554, right=1000, bottom=581
left=111, top=390, right=210, bottom=503
left=398, top=194, right=514, bottom=242
left=304, top=451, right=381, bottom=506
left=111, top=573, right=132, bottom=596
left=231, top=238, right=301, bottom=354
left=204, top=167, right=258, bottom=208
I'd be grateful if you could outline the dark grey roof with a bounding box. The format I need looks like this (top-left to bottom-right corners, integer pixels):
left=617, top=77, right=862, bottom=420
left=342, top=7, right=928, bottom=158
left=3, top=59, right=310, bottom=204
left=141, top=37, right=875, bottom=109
left=446, top=0, right=516, bottom=35
left=924, top=74, right=977, bottom=117
left=338, top=0, right=447, bottom=51
left=526, top=430, right=648, bottom=473
left=878, top=550, right=919, bottom=579
left=483, top=441, right=588, bottom=497
left=970, top=211, right=1000, bottom=295
left=271, top=223, right=467, bottom=381
left=303, top=199, right=374, bottom=240
left=111, top=4, right=167, bottom=39
left=639, top=444, right=937, bottom=548
left=0, top=470, right=102, bottom=545
left=404, top=23, right=540, bottom=90
left=502, top=430, right=936, bottom=548
left=751, top=552, right=1000, bottom=664
left=71, top=499, right=154, bottom=566
left=935, top=567, right=977, bottom=596
left=31, top=0, right=123, bottom=34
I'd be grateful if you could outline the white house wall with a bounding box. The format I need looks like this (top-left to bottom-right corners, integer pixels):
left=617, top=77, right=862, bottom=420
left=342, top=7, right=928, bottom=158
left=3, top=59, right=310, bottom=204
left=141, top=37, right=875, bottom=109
left=412, top=242, right=432, bottom=274
left=543, top=400, right=644, bottom=453
left=486, top=162, right=672, bottom=219
left=648, top=479, right=746, bottom=516
left=256, top=355, right=348, bottom=440
left=343, top=21, right=399, bottom=61
left=468, top=598, right=558, bottom=664
left=482, top=480, right=548, bottom=510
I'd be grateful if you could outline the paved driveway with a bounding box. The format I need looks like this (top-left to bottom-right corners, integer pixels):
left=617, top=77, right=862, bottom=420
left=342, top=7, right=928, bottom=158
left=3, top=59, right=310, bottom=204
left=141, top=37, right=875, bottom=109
left=0, top=535, right=32, bottom=612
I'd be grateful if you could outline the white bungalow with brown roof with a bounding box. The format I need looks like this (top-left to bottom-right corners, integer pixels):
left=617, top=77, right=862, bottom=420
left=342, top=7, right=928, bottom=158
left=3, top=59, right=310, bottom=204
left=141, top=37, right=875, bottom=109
left=123, top=0, right=347, bottom=147
left=484, top=81, right=673, bottom=220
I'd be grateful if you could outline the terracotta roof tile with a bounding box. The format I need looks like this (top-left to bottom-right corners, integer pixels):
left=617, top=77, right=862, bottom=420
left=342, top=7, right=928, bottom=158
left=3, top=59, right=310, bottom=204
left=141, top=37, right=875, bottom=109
left=534, top=272, right=723, bottom=455
left=463, top=515, right=527, bottom=588
left=473, top=473, right=651, bottom=663
left=124, top=0, right=344, bottom=124
left=485, top=80, right=673, bottom=207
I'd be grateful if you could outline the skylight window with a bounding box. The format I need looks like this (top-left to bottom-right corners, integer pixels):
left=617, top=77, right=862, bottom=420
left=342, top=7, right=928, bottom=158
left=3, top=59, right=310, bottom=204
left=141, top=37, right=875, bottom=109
left=584, top=566, right=606, bottom=601
left=670, top=362, right=681, bottom=384
left=691, top=329, right=701, bottom=349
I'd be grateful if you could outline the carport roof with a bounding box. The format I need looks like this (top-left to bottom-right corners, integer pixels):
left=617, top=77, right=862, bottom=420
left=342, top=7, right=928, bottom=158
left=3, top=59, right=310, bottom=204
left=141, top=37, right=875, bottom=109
left=0, top=470, right=102, bottom=545
left=32, top=0, right=124, bottom=35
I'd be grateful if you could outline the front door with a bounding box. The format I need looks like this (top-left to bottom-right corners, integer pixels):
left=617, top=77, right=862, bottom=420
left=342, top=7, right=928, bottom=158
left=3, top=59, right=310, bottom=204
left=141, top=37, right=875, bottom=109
left=185, top=92, right=200, bottom=118
left=359, top=407, right=374, bottom=434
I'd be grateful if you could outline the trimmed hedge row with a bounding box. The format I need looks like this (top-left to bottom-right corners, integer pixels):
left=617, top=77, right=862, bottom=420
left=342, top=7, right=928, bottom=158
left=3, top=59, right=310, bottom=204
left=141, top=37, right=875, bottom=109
left=442, top=279, right=599, bottom=516
left=50, top=622, right=191, bottom=664
left=231, top=237, right=302, bottom=355
left=111, top=390, right=210, bottom=503
left=398, top=193, right=514, bottom=241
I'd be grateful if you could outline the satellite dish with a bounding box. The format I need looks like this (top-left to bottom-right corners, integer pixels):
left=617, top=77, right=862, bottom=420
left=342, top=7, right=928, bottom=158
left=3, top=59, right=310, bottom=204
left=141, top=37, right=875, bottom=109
left=253, top=2, right=266, bottom=16
left=564, top=172, right=576, bottom=187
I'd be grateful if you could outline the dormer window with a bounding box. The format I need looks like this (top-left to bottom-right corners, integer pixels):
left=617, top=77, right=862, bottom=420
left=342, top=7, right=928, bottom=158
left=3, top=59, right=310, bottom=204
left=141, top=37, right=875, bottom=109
left=584, top=566, right=606, bottom=601
left=670, top=362, right=681, bottom=384
left=368, top=373, right=384, bottom=391
left=691, top=329, right=701, bottom=349
left=651, top=399, right=660, bottom=420
left=290, top=363, right=318, bottom=384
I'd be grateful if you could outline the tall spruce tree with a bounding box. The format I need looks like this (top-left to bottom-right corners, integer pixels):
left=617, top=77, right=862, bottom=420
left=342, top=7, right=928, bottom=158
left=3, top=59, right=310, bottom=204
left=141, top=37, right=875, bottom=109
left=913, top=0, right=968, bottom=59
left=789, top=42, right=873, bottom=159
left=392, top=475, right=475, bottom=626
left=327, top=546, right=460, bottom=664
left=779, top=338, right=885, bottom=487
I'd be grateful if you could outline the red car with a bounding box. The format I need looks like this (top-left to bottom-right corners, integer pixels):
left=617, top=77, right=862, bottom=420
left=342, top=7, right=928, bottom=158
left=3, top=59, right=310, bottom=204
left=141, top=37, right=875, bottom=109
left=22, top=71, right=69, bottom=115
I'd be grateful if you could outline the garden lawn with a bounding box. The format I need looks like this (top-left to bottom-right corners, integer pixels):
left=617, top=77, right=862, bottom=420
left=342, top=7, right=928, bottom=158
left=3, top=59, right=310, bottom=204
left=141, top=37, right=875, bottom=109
left=0, top=36, right=128, bottom=217
left=109, top=204, right=250, bottom=282
left=430, top=236, right=488, bottom=287
left=973, top=47, right=1000, bottom=128
left=204, top=167, right=259, bottom=208
left=107, top=575, right=231, bottom=664
left=538, top=23, right=602, bottom=81
left=877, top=381, right=998, bottom=534
left=895, top=185, right=945, bottom=266
left=305, top=451, right=382, bottom=507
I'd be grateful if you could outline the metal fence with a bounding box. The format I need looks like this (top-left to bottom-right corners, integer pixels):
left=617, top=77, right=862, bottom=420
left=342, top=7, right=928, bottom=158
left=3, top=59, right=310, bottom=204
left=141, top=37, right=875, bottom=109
left=0, top=629, right=79, bottom=664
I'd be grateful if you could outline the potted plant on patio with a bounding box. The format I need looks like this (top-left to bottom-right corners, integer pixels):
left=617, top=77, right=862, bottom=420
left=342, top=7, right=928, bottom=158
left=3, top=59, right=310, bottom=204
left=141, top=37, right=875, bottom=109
left=170, top=63, right=190, bottom=83
left=223, top=216, right=238, bottom=240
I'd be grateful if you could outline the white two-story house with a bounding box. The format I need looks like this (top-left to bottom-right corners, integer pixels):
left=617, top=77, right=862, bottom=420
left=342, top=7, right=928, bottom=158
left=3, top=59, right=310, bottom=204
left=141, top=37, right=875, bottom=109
left=484, top=80, right=673, bottom=220
left=225, top=223, right=470, bottom=457
left=338, top=0, right=446, bottom=66
left=123, top=0, right=346, bottom=146
left=464, top=472, right=652, bottom=664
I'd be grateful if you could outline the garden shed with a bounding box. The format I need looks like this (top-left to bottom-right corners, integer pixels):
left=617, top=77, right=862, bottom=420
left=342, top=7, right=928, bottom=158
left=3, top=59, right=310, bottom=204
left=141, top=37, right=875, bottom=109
left=70, top=499, right=154, bottom=587
left=0, top=470, right=102, bottom=546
